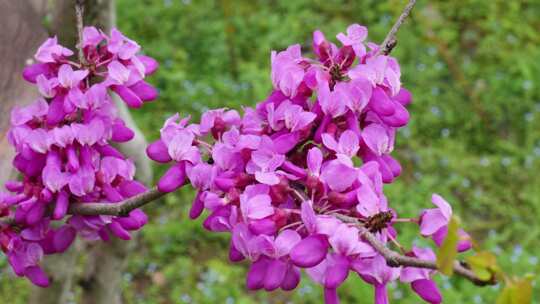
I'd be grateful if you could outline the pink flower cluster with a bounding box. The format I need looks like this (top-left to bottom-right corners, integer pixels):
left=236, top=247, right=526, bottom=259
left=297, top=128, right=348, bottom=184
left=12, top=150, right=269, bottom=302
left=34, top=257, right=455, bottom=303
left=1, top=22, right=475, bottom=302
left=148, top=24, right=471, bottom=304
left=0, top=27, right=158, bottom=286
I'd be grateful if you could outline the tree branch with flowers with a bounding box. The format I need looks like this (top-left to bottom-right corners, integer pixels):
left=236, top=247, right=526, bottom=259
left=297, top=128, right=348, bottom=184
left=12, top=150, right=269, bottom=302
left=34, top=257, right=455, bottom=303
left=0, top=0, right=529, bottom=303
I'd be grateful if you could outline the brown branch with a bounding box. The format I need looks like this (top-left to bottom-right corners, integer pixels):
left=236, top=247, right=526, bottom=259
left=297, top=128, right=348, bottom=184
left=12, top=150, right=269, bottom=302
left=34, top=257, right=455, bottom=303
left=68, top=187, right=165, bottom=216
left=333, top=214, right=495, bottom=286
left=75, top=0, right=85, bottom=64
left=0, top=187, right=165, bottom=226
left=0, top=183, right=497, bottom=286
left=376, top=0, right=417, bottom=56
left=288, top=184, right=496, bottom=287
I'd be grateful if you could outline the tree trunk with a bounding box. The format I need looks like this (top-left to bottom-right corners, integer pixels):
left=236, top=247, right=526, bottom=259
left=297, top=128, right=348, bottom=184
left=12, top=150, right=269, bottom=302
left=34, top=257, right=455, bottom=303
left=0, top=0, right=46, bottom=184
left=0, top=1, right=151, bottom=303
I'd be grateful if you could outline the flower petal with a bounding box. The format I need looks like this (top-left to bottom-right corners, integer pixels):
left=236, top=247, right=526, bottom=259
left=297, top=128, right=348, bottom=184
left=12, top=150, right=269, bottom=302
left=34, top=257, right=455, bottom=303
left=290, top=234, right=328, bottom=268
left=411, top=279, right=442, bottom=304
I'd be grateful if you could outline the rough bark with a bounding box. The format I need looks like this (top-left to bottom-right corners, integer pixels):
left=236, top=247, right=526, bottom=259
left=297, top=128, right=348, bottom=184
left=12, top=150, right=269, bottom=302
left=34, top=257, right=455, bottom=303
left=0, top=0, right=45, bottom=184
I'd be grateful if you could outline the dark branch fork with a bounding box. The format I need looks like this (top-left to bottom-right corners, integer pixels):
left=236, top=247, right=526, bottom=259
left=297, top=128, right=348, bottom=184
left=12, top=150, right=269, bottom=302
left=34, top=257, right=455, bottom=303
left=289, top=186, right=495, bottom=286
left=0, top=0, right=495, bottom=288
left=333, top=213, right=495, bottom=286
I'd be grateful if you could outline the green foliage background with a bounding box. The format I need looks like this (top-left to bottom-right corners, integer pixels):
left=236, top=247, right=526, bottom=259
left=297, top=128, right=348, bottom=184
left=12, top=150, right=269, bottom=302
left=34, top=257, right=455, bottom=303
left=1, top=0, right=540, bottom=303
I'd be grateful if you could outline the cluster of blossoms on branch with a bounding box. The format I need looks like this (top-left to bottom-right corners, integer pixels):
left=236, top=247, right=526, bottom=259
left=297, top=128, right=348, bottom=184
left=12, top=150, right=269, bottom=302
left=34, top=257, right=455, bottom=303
left=0, top=27, right=158, bottom=286
left=147, top=24, right=472, bottom=304
left=0, top=19, right=483, bottom=303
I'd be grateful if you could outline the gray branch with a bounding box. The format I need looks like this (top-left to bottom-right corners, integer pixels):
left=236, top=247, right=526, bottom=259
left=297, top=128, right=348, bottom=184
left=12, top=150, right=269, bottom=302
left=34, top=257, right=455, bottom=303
left=333, top=214, right=495, bottom=286
left=376, top=0, right=417, bottom=56
left=68, top=187, right=164, bottom=216
left=290, top=185, right=496, bottom=286
left=1, top=187, right=164, bottom=226
left=1, top=185, right=496, bottom=286
left=75, top=0, right=86, bottom=64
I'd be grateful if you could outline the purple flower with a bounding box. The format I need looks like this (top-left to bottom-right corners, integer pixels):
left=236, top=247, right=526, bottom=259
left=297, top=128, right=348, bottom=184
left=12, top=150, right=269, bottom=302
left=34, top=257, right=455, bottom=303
left=233, top=225, right=302, bottom=291
left=160, top=114, right=199, bottom=144
left=336, top=24, right=368, bottom=57
left=349, top=55, right=402, bottom=97
left=26, top=129, right=50, bottom=154
left=420, top=194, right=452, bottom=237
left=211, top=142, right=243, bottom=173
left=318, top=82, right=347, bottom=118
left=146, top=139, right=172, bottom=163
left=2, top=25, right=159, bottom=287
left=107, top=28, right=141, bottom=60
left=240, top=184, right=274, bottom=221
left=304, top=223, right=376, bottom=299
left=356, top=162, right=388, bottom=217
left=58, top=64, right=88, bottom=89
left=306, top=253, right=350, bottom=289
left=166, top=130, right=201, bottom=164
left=3, top=23, right=457, bottom=299
left=344, top=77, right=372, bottom=113
left=82, top=26, right=104, bottom=47
left=312, top=30, right=338, bottom=63
left=266, top=100, right=315, bottom=132
left=322, top=130, right=360, bottom=158
left=155, top=114, right=202, bottom=168
left=107, top=61, right=131, bottom=85
left=199, top=108, right=241, bottom=136
left=262, top=229, right=301, bottom=258
left=7, top=239, right=49, bottom=287
left=231, top=223, right=265, bottom=261
left=420, top=194, right=472, bottom=252
left=36, top=75, right=59, bottom=98
left=157, top=162, right=187, bottom=193
left=22, top=63, right=52, bottom=84
left=246, top=136, right=285, bottom=185
left=99, top=157, right=136, bottom=184
left=68, top=166, right=95, bottom=197
left=187, top=163, right=215, bottom=191
left=10, top=98, right=48, bottom=126
left=283, top=103, right=316, bottom=131
left=400, top=246, right=442, bottom=304
left=353, top=255, right=400, bottom=304
left=34, top=36, right=73, bottom=63
left=111, top=119, right=135, bottom=142
left=72, top=119, right=106, bottom=146
left=307, top=147, right=323, bottom=178
left=42, top=165, right=68, bottom=193
left=320, top=159, right=357, bottom=192
left=138, top=55, right=159, bottom=75
left=290, top=234, right=328, bottom=268
left=328, top=223, right=374, bottom=257
left=271, top=44, right=305, bottom=98
left=257, top=230, right=302, bottom=291
left=361, top=123, right=393, bottom=156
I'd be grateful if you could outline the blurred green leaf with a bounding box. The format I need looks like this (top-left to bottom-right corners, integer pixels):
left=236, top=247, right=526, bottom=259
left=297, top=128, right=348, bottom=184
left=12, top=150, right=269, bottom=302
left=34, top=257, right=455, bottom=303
left=497, top=276, right=534, bottom=304
left=436, top=216, right=459, bottom=275
left=465, top=251, right=500, bottom=281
